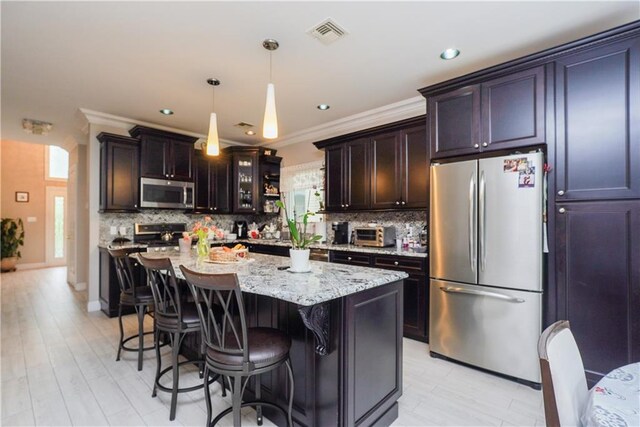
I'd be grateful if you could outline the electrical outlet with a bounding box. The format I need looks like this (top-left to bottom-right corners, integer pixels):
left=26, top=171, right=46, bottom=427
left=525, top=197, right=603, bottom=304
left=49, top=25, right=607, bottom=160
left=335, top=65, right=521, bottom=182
left=119, top=226, right=127, bottom=235
left=110, top=226, right=117, bottom=235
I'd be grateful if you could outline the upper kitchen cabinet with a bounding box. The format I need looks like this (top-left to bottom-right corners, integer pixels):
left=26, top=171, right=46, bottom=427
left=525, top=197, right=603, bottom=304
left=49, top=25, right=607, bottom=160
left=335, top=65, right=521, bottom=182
left=426, top=66, right=546, bottom=159
left=97, top=132, right=140, bottom=212
left=554, top=37, right=640, bottom=201
left=315, top=116, right=426, bottom=212
left=192, top=150, right=230, bottom=214
left=129, top=125, right=197, bottom=181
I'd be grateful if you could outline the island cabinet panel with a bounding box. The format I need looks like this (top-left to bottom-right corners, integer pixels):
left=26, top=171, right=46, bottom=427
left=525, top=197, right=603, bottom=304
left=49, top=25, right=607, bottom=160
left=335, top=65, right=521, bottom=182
left=554, top=37, right=640, bottom=201
left=98, top=133, right=140, bottom=212
left=555, top=201, right=640, bottom=386
left=240, top=281, right=403, bottom=426
left=98, top=247, right=146, bottom=317
left=428, top=66, right=545, bottom=160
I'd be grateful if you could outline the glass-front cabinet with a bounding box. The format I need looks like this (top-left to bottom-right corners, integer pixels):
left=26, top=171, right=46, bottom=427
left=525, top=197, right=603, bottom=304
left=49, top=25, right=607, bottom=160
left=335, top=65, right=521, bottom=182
left=231, top=151, right=259, bottom=213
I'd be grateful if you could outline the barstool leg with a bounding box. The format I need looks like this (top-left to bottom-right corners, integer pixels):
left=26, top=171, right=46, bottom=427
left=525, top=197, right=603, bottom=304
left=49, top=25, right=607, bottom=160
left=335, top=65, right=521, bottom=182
left=116, top=304, right=124, bottom=361
left=152, top=328, right=162, bottom=398
left=136, top=305, right=145, bottom=371
left=169, top=332, right=180, bottom=421
left=232, top=376, right=242, bottom=426
left=256, top=375, right=263, bottom=425
left=285, top=359, right=294, bottom=427
left=203, top=366, right=212, bottom=427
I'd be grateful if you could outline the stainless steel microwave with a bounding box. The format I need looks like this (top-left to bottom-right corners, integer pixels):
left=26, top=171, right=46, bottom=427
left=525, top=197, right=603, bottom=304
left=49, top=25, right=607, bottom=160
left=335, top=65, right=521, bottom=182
left=140, top=177, right=194, bottom=209
left=354, top=226, right=396, bottom=247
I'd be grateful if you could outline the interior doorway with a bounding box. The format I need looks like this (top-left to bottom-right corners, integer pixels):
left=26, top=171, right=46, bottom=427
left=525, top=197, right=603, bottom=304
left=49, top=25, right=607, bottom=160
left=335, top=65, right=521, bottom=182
left=46, top=186, right=67, bottom=266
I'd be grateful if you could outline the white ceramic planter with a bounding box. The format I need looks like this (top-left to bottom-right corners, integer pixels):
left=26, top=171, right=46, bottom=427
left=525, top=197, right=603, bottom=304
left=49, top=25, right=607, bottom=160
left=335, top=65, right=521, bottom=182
left=289, top=249, right=310, bottom=272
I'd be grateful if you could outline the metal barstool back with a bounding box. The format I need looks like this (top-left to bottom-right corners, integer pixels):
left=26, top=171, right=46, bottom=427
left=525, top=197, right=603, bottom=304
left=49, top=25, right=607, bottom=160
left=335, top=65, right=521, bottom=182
left=108, top=248, right=155, bottom=371
left=138, top=255, right=214, bottom=421
left=180, top=266, right=294, bottom=427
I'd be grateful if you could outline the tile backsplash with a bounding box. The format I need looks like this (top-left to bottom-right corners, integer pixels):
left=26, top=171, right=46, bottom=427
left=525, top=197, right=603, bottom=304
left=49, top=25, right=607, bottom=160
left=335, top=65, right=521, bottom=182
left=325, top=210, right=427, bottom=241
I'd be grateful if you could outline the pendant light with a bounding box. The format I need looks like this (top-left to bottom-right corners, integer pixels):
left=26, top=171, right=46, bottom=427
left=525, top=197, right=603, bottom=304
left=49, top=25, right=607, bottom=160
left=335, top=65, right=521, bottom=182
left=262, top=39, right=279, bottom=139
left=206, top=78, right=220, bottom=156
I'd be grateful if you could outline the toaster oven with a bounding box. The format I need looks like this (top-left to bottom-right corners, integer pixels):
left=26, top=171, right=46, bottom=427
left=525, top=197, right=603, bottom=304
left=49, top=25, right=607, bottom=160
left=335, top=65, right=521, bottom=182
left=354, top=227, right=396, bottom=247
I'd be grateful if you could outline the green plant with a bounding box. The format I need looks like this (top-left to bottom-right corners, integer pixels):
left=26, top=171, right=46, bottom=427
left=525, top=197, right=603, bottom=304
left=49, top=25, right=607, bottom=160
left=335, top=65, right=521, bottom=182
left=276, top=196, right=322, bottom=250
left=1, top=218, right=25, bottom=259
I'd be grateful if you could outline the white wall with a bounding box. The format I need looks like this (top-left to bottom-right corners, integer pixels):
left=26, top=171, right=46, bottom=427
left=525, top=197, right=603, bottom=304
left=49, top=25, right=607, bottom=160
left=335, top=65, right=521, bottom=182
left=277, top=141, right=324, bottom=167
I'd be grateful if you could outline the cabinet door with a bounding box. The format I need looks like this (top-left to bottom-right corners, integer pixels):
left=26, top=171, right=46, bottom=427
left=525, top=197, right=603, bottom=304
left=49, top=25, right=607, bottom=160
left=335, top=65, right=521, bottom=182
left=402, top=275, right=428, bottom=341
left=400, top=125, right=428, bottom=208
left=171, top=141, right=194, bottom=181
left=555, top=38, right=640, bottom=200
left=555, top=201, right=640, bottom=385
left=428, top=85, right=481, bottom=159
left=233, top=152, right=259, bottom=213
left=325, top=146, right=345, bottom=211
left=481, top=66, right=546, bottom=151
left=140, top=136, right=169, bottom=179
left=105, top=140, right=139, bottom=211
left=193, top=152, right=211, bottom=212
left=345, top=139, right=370, bottom=210
left=212, top=157, right=231, bottom=213
left=371, top=132, right=402, bottom=209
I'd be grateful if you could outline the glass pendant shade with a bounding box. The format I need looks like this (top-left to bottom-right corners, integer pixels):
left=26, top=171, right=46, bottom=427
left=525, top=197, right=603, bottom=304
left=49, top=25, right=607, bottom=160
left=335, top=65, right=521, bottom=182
left=263, top=83, right=278, bottom=139
left=206, top=112, right=220, bottom=156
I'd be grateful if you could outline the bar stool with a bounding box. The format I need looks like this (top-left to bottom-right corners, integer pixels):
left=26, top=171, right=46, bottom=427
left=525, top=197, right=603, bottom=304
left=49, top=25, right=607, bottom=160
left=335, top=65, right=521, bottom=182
left=138, top=254, right=219, bottom=421
left=108, top=248, right=155, bottom=371
left=180, top=266, right=295, bottom=427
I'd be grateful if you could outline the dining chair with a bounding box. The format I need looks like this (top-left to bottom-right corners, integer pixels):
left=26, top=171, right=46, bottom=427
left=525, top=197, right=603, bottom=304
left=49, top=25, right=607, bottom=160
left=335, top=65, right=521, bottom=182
left=538, top=320, right=589, bottom=427
left=180, top=266, right=295, bottom=427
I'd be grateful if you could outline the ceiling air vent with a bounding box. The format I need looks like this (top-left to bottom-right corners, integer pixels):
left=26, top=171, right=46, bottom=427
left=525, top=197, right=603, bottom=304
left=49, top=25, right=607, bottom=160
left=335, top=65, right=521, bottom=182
left=307, top=18, right=348, bottom=45
left=234, top=122, right=254, bottom=129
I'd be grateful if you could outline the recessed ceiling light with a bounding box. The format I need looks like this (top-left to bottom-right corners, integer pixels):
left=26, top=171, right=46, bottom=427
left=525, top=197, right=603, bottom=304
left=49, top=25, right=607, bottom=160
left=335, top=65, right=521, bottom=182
left=317, top=104, right=330, bottom=110
left=245, top=130, right=256, bottom=136
left=159, top=109, right=174, bottom=115
left=440, top=48, right=460, bottom=60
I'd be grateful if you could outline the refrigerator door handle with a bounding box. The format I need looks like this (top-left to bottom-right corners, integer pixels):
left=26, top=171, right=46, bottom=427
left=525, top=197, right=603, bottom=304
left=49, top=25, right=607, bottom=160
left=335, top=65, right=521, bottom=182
left=479, top=170, right=486, bottom=271
left=439, top=286, right=525, bottom=303
left=469, top=172, right=476, bottom=272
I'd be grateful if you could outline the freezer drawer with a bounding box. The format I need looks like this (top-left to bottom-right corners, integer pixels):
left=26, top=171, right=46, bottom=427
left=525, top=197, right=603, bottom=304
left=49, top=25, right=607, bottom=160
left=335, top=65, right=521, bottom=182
left=429, top=279, right=542, bottom=383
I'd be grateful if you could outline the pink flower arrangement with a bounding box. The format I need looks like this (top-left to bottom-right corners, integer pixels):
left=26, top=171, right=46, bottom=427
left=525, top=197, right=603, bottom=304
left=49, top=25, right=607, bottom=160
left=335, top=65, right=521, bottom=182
left=189, top=216, right=223, bottom=242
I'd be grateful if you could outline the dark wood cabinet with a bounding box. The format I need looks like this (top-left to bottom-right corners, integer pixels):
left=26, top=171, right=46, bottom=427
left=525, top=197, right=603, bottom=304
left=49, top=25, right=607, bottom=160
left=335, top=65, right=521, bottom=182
left=554, top=37, right=640, bottom=201
left=428, top=66, right=545, bottom=159
left=555, top=201, right=640, bottom=386
left=316, top=116, right=427, bottom=212
left=99, top=247, right=146, bottom=317
left=129, top=126, right=197, bottom=181
left=97, top=133, right=140, bottom=212
left=230, top=150, right=260, bottom=213
left=193, top=150, right=230, bottom=213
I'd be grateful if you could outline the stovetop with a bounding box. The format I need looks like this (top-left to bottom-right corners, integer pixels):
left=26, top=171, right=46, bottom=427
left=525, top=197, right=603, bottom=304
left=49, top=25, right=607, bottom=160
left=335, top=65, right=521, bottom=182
left=133, top=223, right=188, bottom=247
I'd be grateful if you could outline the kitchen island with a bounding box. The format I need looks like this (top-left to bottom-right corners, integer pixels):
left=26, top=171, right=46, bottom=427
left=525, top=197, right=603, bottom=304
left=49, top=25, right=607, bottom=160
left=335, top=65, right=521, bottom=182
left=136, top=252, right=407, bottom=427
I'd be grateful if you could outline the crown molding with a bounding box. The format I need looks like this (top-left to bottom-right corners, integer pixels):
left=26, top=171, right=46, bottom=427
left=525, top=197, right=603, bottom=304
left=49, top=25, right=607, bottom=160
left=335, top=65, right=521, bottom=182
left=265, top=96, right=426, bottom=149
left=77, top=108, right=247, bottom=147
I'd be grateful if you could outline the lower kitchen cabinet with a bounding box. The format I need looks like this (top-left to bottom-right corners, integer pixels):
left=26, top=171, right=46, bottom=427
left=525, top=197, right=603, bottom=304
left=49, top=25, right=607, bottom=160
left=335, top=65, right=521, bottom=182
left=555, top=201, right=640, bottom=386
left=99, top=247, right=146, bottom=318
left=330, top=250, right=429, bottom=341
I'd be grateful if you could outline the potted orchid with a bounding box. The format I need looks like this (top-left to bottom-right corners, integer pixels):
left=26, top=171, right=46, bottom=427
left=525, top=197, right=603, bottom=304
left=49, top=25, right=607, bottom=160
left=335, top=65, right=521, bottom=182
left=187, top=216, right=223, bottom=258
left=275, top=193, right=323, bottom=272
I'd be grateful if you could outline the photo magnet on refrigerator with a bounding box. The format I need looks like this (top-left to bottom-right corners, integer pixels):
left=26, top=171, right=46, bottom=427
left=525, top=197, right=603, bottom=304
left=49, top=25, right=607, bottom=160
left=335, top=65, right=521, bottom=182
left=518, top=166, right=535, bottom=188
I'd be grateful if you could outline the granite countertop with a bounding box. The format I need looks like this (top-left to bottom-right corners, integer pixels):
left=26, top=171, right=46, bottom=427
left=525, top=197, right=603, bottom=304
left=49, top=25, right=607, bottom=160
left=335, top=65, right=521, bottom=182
left=100, top=239, right=428, bottom=258
left=133, top=252, right=408, bottom=306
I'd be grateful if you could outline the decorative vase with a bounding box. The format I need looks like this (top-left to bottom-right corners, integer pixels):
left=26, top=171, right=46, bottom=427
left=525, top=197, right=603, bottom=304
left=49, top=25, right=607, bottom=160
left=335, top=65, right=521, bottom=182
left=179, top=238, right=192, bottom=254
left=1, top=256, right=18, bottom=272
left=289, top=249, right=310, bottom=272
left=197, top=238, right=209, bottom=259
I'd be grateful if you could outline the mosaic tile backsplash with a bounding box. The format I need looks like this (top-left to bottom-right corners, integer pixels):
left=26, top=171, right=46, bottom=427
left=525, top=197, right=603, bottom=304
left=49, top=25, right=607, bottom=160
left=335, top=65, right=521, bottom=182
left=325, top=210, right=427, bottom=240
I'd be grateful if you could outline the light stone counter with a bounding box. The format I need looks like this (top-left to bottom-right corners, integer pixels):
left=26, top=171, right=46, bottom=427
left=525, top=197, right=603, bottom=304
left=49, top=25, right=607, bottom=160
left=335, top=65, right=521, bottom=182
left=134, top=252, right=408, bottom=307
left=231, top=239, right=429, bottom=258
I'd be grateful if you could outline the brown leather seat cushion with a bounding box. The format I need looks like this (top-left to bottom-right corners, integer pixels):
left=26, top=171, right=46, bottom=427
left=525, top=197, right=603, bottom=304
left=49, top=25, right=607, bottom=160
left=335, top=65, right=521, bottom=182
left=206, top=327, right=291, bottom=369
left=155, top=302, right=202, bottom=331
left=120, top=286, right=154, bottom=305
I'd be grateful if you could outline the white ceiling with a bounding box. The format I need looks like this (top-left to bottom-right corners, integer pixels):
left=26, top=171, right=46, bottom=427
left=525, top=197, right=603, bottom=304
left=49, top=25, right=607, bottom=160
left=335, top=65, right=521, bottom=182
left=2, top=1, right=638, bottom=150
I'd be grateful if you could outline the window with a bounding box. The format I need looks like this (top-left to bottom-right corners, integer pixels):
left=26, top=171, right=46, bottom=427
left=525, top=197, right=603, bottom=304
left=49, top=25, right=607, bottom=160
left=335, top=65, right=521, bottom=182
left=281, top=160, right=324, bottom=224
left=46, top=145, right=69, bottom=180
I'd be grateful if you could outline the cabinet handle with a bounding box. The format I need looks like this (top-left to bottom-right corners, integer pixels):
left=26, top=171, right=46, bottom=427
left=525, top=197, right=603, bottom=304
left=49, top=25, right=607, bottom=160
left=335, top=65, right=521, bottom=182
left=214, top=207, right=217, bottom=211
left=347, top=256, right=352, bottom=261
left=252, top=208, right=256, bottom=211
left=474, top=144, right=480, bottom=149
left=394, top=261, right=399, bottom=266
left=345, top=204, right=349, bottom=208
left=559, top=208, right=566, bottom=214
left=482, top=142, right=488, bottom=147
left=557, top=190, right=565, bottom=196
left=341, top=204, right=345, bottom=208
left=134, top=204, right=137, bottom=208
left=171, top=174, right=174, bottom=178
left=395, top=201, right=400, bottom=205
left=401, top=201, right=406, bottom=205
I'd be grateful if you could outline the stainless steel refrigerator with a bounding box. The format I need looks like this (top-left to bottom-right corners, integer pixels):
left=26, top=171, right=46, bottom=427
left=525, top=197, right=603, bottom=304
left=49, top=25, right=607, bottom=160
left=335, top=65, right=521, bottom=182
left=429, top=151, right=544, bottom=385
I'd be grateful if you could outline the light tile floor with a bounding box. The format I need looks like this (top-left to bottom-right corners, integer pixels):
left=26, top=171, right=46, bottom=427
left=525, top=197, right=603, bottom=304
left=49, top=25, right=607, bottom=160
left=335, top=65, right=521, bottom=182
left=1, top=267, right=545, bottom=426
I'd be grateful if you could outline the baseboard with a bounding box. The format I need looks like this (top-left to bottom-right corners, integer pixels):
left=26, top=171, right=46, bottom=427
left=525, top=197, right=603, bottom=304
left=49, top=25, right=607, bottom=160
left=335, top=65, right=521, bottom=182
left=74, top=282, right=87, bottom=291
left=87, top=300, right=101, bottom=312
left=15, top=262, right=48, bottom=270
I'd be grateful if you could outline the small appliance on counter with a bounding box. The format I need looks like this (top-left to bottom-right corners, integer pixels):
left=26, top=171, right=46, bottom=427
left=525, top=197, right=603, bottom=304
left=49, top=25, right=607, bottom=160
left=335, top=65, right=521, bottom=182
left=331, top=222, right=350, bottom=244
left=233, top=221, right=248, bottom=239
left=354, top=226, right=396, bottom=247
